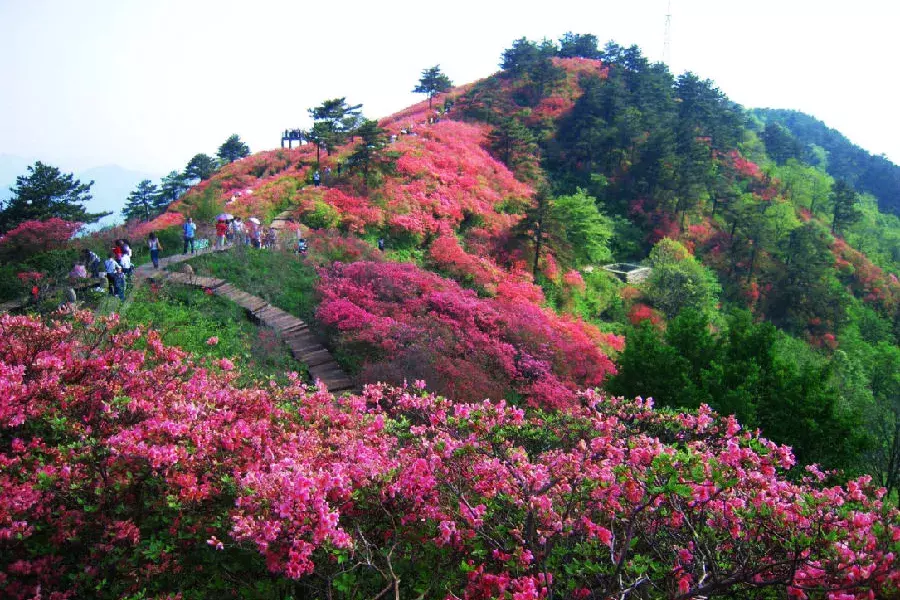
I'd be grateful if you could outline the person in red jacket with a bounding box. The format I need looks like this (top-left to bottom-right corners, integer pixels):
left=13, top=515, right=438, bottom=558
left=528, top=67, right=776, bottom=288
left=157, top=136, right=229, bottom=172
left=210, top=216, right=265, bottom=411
left=215, top=219, right=228, bottom=249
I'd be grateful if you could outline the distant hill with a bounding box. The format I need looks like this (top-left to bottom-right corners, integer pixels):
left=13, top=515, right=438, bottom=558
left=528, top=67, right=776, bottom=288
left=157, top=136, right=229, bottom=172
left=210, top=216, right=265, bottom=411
left=0, top=155, right=160, bottom=229
left=751, top=108, right=900, bottom=216
left=0, top=154, right=34, bottom=196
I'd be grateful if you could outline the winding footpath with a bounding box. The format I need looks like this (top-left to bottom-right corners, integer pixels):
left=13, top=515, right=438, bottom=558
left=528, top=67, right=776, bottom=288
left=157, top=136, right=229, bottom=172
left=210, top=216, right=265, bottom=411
left=0, top=246, right=354, bottom=394
left=133, top=250, right=355, bottom=393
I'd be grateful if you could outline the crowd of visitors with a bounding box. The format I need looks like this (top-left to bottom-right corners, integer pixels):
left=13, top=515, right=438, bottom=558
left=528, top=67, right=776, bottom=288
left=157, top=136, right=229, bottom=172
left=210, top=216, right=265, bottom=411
left=65, top=215, right=295, bottom=302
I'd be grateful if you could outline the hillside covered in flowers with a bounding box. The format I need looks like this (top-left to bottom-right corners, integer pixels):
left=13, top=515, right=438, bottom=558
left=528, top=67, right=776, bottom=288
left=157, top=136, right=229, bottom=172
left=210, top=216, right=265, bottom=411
left=2, top=31, right=900, bottom=599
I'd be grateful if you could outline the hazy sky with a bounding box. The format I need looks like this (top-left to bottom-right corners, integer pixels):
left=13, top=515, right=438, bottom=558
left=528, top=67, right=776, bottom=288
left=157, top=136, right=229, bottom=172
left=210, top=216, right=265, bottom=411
left=2, top=0, right=898, bottom=175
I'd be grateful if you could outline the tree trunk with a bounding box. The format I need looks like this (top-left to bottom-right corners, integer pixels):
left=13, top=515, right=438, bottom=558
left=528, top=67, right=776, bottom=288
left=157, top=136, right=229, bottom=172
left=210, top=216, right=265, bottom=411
left=747, top=243, right=758, bottom=283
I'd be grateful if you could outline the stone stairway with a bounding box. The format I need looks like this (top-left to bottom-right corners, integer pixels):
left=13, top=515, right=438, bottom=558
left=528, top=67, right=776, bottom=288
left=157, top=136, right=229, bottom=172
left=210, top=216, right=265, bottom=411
left=136, top=249, right=355, bottom=393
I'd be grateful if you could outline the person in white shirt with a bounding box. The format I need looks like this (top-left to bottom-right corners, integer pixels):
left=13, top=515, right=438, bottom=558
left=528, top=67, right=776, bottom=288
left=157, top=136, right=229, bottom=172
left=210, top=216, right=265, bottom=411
left=119, top=251, right=133, bottom=276
left=103, top=253, right=121, bottom=295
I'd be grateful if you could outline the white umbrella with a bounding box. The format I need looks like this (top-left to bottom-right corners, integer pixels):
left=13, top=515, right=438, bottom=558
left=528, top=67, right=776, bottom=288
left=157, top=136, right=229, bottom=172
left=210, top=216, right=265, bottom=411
left=248, top=217, right=261, bottom=225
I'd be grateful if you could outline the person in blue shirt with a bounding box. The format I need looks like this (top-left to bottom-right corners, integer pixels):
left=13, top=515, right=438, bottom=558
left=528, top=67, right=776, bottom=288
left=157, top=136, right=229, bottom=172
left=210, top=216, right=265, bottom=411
left=183, top=217, right=197, bottom=254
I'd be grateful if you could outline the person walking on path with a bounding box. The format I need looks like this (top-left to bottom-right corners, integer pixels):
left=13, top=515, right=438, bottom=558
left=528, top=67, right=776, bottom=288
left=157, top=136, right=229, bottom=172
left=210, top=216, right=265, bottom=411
left=147, top=232, right=163, bottom=268
left=103, top=253, right=121, bottom=296
left=183, top=217, right=197, bottom=254
left=231, top=217, right=245, bottom=246
left=377, top=237, right=385, bottom=252
left=226, top=218, right=235, bottom=244
left=112, top=266, right=127, bottom=301
left=249, top=220, right=262, bottom=249
left=215, top=218, right=228, bottom=249
left=313, top=170, right=321, bottom=187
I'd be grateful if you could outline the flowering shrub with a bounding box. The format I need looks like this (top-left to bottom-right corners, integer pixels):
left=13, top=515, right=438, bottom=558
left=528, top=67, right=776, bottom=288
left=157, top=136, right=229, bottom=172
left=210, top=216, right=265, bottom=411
left=316, top=261, right=616, bottom=408
left=832, top=238, right=900, bottom=314
left=1, top=311, right=896, bottom=599
left=0, top=218, right=81, bottom=259
left=628, top=302, right=664, bottom=327
left=129, top=210, right=184, bottom=238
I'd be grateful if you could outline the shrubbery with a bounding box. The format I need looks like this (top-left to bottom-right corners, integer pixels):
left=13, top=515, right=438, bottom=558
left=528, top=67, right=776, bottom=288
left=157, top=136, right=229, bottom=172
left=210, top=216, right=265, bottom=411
left=1, top=311, right=897, bottom=599
left=317, top=261, right=619, bottom=407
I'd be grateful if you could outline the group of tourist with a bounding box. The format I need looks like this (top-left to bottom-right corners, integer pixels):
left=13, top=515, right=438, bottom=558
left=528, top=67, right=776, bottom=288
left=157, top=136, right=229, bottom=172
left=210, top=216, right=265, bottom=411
left=65, top=215, right=291, bottom=302
left=68, top=239, right=135, bottom=300
left=210, top=216, right=278, bottom=250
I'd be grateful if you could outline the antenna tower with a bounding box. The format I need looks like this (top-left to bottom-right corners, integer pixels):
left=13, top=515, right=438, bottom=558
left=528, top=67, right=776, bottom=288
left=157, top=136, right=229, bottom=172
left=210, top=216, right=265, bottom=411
left=663, top=0, right=672, bottom=66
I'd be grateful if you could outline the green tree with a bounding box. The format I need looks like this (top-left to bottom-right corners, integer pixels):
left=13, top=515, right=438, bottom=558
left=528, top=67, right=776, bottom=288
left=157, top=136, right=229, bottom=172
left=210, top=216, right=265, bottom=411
left=867, top=342, right=900, bottom=500
left=550, top=188, right=613, bottom=267
left=121, top=179, right=160, bottom=223
left=184, top=153, right=219, bottom=181
left=768, top=221, right=846, bottom=332
left=413, top=65, right=452, bottom=109
left=308, top=98, right=363, bottom=158
left=499, top=37, right=563, bottom=105
left=557, top=32, right=601, bottom=59
left=157, top=171, right=189, bottom=208
left=831, top=178, right=862, bottom=235
left=216, top=134, right=250, bottom=163
left=516, top=187, right=612, bottom=278
left=487, top=117, right=537, bottom=177
left=0, top=161, right=108, bottom=233
left=346, top=119, right=394, bottom=190
left=762, top=122, right=804, bottom=165
left=605, top=321, right=692, bottom=408
left=644, top=238, right=721, bottom=318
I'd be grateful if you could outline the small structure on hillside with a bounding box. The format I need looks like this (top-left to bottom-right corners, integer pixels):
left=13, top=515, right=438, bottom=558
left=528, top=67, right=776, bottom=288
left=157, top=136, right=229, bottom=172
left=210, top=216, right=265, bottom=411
left=603, top=263, right=652, bottom=284
left=281, top=129, right=305, bottom=149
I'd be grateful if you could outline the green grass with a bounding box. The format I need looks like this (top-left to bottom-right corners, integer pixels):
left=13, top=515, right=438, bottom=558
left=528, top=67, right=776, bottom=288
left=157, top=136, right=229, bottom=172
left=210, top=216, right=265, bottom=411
left=180, top=246, right=319, bottom=322
left=99, top=281, right=303, bottom=385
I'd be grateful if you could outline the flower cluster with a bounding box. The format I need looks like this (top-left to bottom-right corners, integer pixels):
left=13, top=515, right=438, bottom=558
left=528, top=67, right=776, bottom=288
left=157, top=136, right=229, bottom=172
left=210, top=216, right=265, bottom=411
left=0, top=218, right=81, bottom=258
left=0, top=312, right=897, bottom=599
left=317, top=261, right=617, bottom=408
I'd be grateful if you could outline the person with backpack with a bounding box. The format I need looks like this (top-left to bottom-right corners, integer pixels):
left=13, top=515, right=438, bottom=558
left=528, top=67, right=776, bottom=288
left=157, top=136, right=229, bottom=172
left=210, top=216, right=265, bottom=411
left=147, top=232, right=163, bottom=268
left=183, top=217, right=197, bottom=254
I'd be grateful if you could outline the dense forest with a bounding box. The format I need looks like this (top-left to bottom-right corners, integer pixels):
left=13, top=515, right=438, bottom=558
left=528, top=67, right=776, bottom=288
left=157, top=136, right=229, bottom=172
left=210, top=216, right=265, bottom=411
left=1, top=32, right=898, bottom=599
left=752, top=107, right=900, bottom=217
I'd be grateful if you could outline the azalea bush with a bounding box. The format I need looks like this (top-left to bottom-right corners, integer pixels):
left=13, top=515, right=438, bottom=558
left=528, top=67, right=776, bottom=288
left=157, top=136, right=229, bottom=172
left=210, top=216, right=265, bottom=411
left=1, top=310, right=897, bottom=599
left=316, top=261, right=618, bottom=407
left=0, top=218, right=81, bottom=259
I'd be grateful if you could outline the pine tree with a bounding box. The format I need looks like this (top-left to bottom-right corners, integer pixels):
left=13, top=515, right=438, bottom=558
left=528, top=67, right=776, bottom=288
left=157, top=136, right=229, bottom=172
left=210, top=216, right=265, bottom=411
left=830, top=179, right=862, bottom=235
left=184, top=153, right=219, bottom=181
left=216, top=134, right=250, bottom=163
left=307, top=98, right=363, bottom=157
left=413, top=65, right=452, bottom=109
left=157, top=171, right=189, bottom=209
left=346, top=119, right=394, bottom=189
left=487, top=117, right=537, bottom=174
left=122, top=180, right=160, bottom=223
left=0, top=161, right=107, bottom=233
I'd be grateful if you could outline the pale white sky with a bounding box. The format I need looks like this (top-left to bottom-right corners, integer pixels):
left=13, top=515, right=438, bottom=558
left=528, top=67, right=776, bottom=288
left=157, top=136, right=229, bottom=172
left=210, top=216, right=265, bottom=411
left=1, top=0, right=898, bottom=174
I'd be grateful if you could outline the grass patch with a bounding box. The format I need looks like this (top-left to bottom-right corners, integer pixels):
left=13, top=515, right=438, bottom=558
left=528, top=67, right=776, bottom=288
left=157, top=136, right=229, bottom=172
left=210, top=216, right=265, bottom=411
left=180, top=246, right=319, bottom=322
left=103, top=281, right=303, bottom=385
